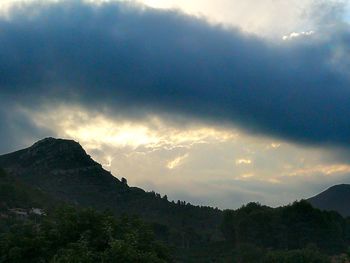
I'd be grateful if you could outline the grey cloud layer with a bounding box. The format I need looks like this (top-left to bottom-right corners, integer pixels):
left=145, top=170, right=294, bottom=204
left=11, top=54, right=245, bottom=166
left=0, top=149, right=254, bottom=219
left=1, top=0, right=350, bottom=149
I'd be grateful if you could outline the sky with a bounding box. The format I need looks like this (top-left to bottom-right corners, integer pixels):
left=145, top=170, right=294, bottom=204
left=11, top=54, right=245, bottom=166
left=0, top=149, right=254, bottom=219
left=1, top=0, right=350, bottom=209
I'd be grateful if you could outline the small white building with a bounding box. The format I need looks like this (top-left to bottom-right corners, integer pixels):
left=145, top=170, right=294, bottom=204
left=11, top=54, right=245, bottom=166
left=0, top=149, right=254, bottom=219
left=30, top=208, right=46, bottom=216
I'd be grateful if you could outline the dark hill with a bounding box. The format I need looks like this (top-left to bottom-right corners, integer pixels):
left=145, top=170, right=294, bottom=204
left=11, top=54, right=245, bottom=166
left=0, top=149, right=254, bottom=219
left=0, top=138, right=127, bottom=210
left=0, top=167, right=58, bottom=213
left=0, top=137, right=222, bottom=245
left=308, top=184, right=350, bottom=217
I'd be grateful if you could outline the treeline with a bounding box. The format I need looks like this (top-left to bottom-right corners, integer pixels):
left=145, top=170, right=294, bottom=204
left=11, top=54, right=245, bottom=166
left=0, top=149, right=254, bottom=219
left=220, top=201, right=350, bottom=262
left=121, top=189, right=223, bottom=246
left=0, top=206, right=170, bottom=263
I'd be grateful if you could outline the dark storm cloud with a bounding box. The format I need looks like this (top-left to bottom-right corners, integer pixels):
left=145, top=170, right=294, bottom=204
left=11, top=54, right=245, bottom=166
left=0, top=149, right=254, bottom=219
left=0, top=98, right=51, bottom=153
left=1, top=0, right=350, bottom=149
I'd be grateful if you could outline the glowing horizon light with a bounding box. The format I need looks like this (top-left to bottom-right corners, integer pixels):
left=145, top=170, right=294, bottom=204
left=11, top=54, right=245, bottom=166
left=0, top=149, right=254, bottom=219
left=64, top=122, right=159, bottom=149
left=27, top=104, right=239, bottom=151
left=18, top=103, right=350, bottom=208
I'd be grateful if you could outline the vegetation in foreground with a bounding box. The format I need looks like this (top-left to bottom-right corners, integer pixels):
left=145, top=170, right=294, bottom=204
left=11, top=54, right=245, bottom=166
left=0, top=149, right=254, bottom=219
left=0, top=206, right=169, bottom=263
left=2, top=166, right=350, bottom=262
left=0, top=168, right=169, bottom=262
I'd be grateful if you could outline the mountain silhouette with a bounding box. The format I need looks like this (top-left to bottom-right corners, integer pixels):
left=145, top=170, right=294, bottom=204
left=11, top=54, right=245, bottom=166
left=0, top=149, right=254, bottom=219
left=308, top=184, right=350, bottom=217
left=2, top=138, right=350, bottom=261
left=0, top=137, right=222, bottom=245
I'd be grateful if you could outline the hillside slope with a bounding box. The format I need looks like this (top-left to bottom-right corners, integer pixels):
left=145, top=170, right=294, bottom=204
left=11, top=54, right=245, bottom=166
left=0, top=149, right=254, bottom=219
left=0, top=167, right=58, bottom=213
left=308, top=184, right=350, bottom=217
left=0, top=138, right=222, bottom=245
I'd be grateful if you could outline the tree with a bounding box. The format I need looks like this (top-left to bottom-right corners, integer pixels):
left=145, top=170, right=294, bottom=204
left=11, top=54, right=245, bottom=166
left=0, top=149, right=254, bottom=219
left=0, top=205, right=170, bottom=262
left=121, top=177, right=128, bottom=185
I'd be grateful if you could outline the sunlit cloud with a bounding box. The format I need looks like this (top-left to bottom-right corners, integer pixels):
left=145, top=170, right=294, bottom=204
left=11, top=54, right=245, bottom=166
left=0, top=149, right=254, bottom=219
left=129, top=0, right=321, bottom=37
left=12, top=103, right=350, bottom=208
left=28, top=104, right=238, bottom=152
left=235, top=159, right=252, bottom=165
left=238, top=173, right=254, bottom=179
left=282, top=30, right=315, bottom=40
left=267, top=178, right=281, bottom=184
left=67, top=122, right=158, bottom=149
left=102, top=156, right=113, bottom=167
left=126, top=0, right=348, bottom=38
left=167, top=153, right=189, bottom=169
left=234, top=173, right=281, bottom=185
left=286, top=164, right=350, bottom=177
left=2, top=0, right=345, bottom=39
left=270, top=143, right=281, bottom=149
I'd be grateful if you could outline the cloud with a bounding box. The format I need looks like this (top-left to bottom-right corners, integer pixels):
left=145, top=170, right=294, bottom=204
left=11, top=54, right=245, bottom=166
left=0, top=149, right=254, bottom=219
left=0, top=98, right=52, bottom=153
left=167, top=153, right=189, bottom=169
left=235, top=159, right=252, bottom=165
left=26, top=104, right=237, bottom=151
left=285, top=164, right=350, bottom=177
left=282, top=30, right=315, bottom=40
left=133, top=0, right=346, bottom=38
left=0, top=0, right=350, bottom=152
left=7, top=103, right=350, bottom=208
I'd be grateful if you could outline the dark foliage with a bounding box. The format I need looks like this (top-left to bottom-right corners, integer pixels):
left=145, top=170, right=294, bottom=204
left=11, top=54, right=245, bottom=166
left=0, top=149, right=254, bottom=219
left=0, top=206, right=170, bottom=263
left=221, top=201, right=348, bottom=255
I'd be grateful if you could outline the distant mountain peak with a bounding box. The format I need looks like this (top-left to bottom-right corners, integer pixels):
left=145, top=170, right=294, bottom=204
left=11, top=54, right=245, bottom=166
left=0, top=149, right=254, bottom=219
left=0, top=137, right=120, bottom=205
left=308, top=184, right=350, bottom=217
left=33, top=137, right=59, bottom=144
left=327, top=184, right=350, bottom=190
left=31, top=137, right=81, bottom=150
left=310, top=184, right=350, bottom=198
left=31, top=137, right=95, bottom=167
left=32, top=137, right=64, bottom=146
left=0, top=137, right=99, bottom=171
